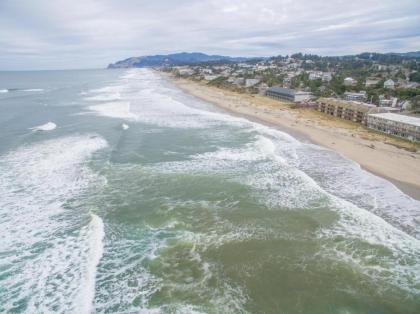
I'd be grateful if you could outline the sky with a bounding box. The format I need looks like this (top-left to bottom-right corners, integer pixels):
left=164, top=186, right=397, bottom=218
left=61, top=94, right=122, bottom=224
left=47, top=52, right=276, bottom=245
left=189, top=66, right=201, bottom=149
left=0, top=0, right=419, bottom=70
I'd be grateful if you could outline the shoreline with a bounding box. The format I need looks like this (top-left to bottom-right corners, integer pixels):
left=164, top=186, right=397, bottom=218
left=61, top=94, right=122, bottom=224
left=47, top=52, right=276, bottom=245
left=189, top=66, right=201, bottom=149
left=165, top=74, right=420, bottom=200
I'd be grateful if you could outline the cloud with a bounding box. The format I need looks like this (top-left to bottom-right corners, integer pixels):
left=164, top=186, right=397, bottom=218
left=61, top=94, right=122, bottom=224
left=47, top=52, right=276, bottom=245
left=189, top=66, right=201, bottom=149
left=0, top=0, right=419, bottom=70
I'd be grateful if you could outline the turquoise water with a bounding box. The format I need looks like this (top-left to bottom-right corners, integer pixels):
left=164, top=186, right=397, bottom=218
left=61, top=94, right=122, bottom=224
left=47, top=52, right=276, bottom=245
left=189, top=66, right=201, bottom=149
left=0, top=69, right=419, bottom=313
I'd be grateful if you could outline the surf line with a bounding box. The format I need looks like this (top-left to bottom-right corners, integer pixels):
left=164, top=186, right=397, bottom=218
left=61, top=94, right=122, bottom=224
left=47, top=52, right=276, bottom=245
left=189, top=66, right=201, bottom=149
left=74, top=214, right=105, bottom=314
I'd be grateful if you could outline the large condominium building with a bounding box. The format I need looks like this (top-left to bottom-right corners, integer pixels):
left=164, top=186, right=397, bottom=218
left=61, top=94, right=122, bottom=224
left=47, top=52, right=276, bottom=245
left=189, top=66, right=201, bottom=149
left=316, top=98, right=376, bottom=124
left=367, top=113, right=420, bottom=142
left=266, top=87, right=313, bottom=102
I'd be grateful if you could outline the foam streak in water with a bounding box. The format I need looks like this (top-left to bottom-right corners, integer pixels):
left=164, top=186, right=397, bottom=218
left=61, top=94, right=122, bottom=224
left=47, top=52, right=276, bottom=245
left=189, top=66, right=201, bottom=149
left=0, top=135, right=107, bottom=313
left=74, top=214, right=105, bottom=314
left=31, top=121, right=57, bottom=131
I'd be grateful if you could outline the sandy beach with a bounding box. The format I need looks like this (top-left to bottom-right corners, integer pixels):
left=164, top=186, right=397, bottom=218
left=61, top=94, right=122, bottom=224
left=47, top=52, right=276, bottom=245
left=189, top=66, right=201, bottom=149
left=167, top=75, right=420, bottom=200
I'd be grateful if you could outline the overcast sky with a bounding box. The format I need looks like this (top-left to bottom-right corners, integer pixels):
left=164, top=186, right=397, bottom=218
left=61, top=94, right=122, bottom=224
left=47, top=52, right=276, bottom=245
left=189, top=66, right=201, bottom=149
left=0, top=0, right=419, bottom=70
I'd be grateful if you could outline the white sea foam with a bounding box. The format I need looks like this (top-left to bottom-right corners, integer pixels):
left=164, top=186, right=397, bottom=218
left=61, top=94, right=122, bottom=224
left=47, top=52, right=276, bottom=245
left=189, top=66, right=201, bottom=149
left=88, top=101, right=138, bottom=120
left=0, top=135, right=108, bottom=313
left=288, top=142, right=420, bottom=239
left=141, top=121, right=420, bottom=295
left=85, top=92, right=122, bottom=101
left=31, top=121, right=57, bottom=131
left=317, top=195, right=420, bottom=295
left=250, top=135, right=420, bottom=293
left=84, top=85, right=126, bottom=102
left=84, top=68, right=248, bottom=129
left=74, top=214, right=105, bottom=314
left=22, top=88, right=44, bottom=92
left=0, top=88, right=43, bottom=93
left=89, top=85, right=125, bottom=93
left=69, top=68, right=420, bottom=307
left=243, top=137, right=420, bottom=293
left=122, top=123, right=129, bottom=130
left=119, top=70, right=143, bottom=80
left=93, top=230, right=167, bottom=312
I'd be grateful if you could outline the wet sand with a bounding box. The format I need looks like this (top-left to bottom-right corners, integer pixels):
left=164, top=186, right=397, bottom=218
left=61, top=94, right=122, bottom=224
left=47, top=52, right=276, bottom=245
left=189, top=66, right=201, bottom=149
left=167, top=75, right=420, bottom=200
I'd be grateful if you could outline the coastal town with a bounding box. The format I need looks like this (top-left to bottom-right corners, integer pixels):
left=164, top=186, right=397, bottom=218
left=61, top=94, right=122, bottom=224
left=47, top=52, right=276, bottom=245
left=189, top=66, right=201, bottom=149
left=162, top=53, right=420, bottom=142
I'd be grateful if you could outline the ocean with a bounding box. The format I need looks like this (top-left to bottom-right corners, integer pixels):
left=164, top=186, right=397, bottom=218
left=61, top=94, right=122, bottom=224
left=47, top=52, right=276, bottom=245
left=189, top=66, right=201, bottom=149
left=0, top=68, right=419, bottom=314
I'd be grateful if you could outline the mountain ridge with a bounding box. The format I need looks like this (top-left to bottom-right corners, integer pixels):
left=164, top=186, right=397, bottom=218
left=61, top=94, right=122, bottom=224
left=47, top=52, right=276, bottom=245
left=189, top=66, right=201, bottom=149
left=108, top=51, right=420, bottom=69
left=107, top=52, right=255, bottom=68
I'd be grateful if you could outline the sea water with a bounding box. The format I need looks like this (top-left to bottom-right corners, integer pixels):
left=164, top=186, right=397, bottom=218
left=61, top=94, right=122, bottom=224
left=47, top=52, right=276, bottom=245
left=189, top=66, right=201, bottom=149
left=0, top=68, right=419, bottom=313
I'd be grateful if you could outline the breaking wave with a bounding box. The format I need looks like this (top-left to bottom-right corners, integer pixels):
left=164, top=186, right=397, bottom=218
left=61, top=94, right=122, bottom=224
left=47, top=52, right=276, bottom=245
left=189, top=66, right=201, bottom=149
left=0, top=135, right=107, bottom=313
left=31, top=121, right=57, bottom=131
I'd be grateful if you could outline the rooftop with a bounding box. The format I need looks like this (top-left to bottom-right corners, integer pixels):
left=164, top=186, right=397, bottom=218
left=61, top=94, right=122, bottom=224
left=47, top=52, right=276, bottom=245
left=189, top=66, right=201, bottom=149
left=267, top=86, right=312, bottom=96
left=344, top=91, right=367, bottom=96
left=317, top=97, right=376, bottom=112
left=368, top=113, right=420, bottom=127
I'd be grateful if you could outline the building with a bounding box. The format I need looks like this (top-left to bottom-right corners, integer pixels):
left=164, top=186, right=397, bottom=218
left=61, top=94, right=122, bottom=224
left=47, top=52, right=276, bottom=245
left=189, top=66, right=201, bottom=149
left=245, top=79, right=260, bottom=87
left=316, top=97, right=376, bottom=124
left=266, top=86, right=313, bottom=102
left=343, top=91, right=367, bottom=102
left=400, top=100, right=412, bottom=111
left=379, top=96, right=398, bottom=107
left=344, top=77, right=356, bottom=86
left=322, top=73, right=332, bottom=82
left=201, top=68, right=213, bottom=74
left=406, top=82, right=420, bottom=89
left=367, top=113, right=420, bottom=142
left=377, top=107, right=401, bottom=113
left=203, top=75, right=220, bottom=81
left=365, top=78, right=380, bottom=87
left=258, top=83, right=269, bottom=95
left=397, top=79, right=409, bottom=88
left=384, top=79, right=395, bottom=89
left=308, top=72, right=322, bottom=81
left=178, top=68, right=194, bottom=76
left=232, top=77, right=245, bottom=86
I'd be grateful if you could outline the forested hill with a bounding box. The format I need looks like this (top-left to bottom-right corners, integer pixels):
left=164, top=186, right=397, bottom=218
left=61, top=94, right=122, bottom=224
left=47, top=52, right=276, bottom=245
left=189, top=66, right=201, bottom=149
left=107, top=52, right=252, bottom=68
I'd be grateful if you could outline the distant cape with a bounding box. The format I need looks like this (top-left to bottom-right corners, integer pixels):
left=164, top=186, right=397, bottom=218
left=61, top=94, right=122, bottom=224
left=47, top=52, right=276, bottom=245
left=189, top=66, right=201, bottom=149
left=107, top=52, right=254, bottom=68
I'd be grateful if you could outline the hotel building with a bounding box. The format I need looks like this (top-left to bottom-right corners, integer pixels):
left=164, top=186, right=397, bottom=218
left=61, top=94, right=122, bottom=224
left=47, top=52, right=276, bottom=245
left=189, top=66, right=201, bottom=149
left=316, top=98, right=376, bottom=124
left=266, top=87, right=313, bottom=102
left=367, top=113, right=420, bottom=142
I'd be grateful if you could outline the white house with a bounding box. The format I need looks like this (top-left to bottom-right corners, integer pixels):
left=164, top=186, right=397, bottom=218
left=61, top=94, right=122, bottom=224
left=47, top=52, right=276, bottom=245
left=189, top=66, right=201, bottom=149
left=344, top=77, right=356, bottom=86
left=233, top=77, right=245, bottom=86
left=308, top=72, right=321, bottom=81
left=322, top=73, right=332, bottom=82
left=178, top=68, right=194, bottom=76
left=204, top=75, right=220, bottom=81
left=384, top=79, right=395, bottom=89
left=365, top=78, right=380, bottom=87
left=245, top=79, right=260, bottom=87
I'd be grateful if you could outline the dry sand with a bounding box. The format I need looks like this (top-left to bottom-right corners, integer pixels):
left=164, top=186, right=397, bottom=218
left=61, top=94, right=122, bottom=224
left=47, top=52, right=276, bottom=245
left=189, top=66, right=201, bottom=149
left=166, top=75, right=420, bottom=200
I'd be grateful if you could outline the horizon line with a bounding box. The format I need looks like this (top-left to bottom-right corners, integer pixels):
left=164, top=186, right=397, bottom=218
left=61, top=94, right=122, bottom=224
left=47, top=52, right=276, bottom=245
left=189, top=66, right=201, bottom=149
left=1, top=50, right=419, bottom=72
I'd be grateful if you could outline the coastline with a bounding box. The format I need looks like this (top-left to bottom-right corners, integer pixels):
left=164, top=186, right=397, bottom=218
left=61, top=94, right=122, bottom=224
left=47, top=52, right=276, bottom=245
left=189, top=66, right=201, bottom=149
left=165, top=74, right=420, bottom=200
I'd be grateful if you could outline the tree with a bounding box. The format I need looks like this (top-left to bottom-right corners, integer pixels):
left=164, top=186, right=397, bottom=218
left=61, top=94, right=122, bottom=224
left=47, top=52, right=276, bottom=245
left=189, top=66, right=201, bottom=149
left=409, top=72, right=420, bottom=83
left=327, top=76, right=345, bottom=95
left=411, top=95, right=420, bottom=113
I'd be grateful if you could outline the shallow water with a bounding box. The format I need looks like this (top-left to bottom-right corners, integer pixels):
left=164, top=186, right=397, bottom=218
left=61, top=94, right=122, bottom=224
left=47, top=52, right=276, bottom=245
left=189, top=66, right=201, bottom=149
left=0, top=68, right=419, bottom=313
